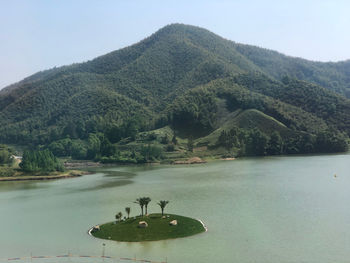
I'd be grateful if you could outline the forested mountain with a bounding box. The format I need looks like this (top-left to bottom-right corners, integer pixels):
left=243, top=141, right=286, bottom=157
left=0, top=23, right=349, bottom=159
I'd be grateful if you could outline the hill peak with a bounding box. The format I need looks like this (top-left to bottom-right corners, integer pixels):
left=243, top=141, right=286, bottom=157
left=148, top=23, right=224, bottom=43
left=157, top=23, right=209, bottom=33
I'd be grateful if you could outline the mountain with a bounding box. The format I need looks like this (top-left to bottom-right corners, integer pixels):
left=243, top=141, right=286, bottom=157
left=0, top=23, right=349, bottom=158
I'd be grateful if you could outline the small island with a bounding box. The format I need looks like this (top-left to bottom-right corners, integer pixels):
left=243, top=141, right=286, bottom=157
left=90, top=198, right=206, bottom=242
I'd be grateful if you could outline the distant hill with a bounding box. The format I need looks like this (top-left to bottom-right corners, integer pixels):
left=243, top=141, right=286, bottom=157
left=0, top=23, right=349, bottom=158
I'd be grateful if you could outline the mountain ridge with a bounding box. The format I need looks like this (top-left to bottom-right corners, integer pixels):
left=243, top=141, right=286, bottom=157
left=0, top=23, right=349, bottom=158
left=2, top=23, right=349, bottom=93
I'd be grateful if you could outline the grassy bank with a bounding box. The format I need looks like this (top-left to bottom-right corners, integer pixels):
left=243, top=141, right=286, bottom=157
left=0, top=167, right=88, bottom=181
left=91, top=213, right=206, bottom=242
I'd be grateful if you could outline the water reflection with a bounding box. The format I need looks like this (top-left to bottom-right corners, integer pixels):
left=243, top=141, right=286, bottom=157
left=102, top=171, right=136, bottom=178
left=0, top=169, right=137, bottom=195
left=74, top=169, right=137, bottom=192
left=78, top=179, right=133, bottom=192
left=0, top=181, right=50, bottom=192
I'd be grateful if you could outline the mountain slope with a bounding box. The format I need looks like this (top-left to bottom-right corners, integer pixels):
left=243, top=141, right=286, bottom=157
left=234, top=44, right=350, bottom=97
left=230, top=73, right=350, bottom=134
left=0, top=23, right=349, bottom=152
left=167, top=78, right=329, bottom=136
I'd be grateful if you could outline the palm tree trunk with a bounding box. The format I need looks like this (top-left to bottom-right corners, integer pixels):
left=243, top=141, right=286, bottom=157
left=161, top=208, right=164, bottom=216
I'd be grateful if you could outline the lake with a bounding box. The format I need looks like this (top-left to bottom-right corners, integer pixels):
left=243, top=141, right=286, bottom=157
left=0, top=154, right=349, bottom=263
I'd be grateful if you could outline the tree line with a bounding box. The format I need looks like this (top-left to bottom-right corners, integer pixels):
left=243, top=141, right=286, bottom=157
left=115, top=197, right=170, bottom=222
left=216, top=127, right=348, bottom=156
left=20, top=149, right=64, bottom=172
left=0, top=144, right=14, bottom=166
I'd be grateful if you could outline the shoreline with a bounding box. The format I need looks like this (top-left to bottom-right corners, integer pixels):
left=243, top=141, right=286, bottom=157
left=196, top=218, right=208, bottom=232
left=88, top=226, right=94, bottom=236
left=0, top=170, right=90, bottom=182
left=172, top=156, right=207, bottom=165
left=64, top=161, right=101, bottom=169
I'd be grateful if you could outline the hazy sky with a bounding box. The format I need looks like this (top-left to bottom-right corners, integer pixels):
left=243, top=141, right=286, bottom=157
left=1, top=0, right=350, bottom=89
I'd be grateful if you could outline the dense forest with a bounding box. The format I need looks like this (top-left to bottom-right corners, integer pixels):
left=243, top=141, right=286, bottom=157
left=0, top=24, right=349, bottom=161
left=0, top=144, right=13, bottom=166
left=20, top=149, right=63, bottom=172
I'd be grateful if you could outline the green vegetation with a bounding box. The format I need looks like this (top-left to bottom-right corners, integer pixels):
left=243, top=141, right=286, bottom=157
left=0, top=144, right=14, bottom=166
left=166, top=80, right=348, bottom=156
left=115, top=212, right=123, bottom=223
left=125, top=207, right=131, bottom=219
left=134, top=197, right=152, bottom=216
left=20, top=149, right=63, bottom=172
left=144, top=197, right=151, bottom=215
left=91, top=197, right=205, bottom=242
left=91, top=213, right=205, bottom=242
left=158, top=200, right=169, bottom=216
left=0, top=24, right=349, bottom=160
left=0, top=145, right=83, bottom=180
left=0, top=144, right=16, bottom=177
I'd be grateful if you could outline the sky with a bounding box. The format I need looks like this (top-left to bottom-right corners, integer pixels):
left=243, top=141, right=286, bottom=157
left=1, top=0, right=350, bottom=89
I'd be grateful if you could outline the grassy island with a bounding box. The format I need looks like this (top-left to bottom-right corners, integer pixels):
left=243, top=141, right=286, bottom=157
left=90, top=213, right=206, bottom=242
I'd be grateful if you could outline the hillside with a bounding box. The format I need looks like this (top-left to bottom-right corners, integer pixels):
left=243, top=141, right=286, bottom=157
left=0, top=23, right=349, bottom=159
left=234, top=44, right=350, bottom=97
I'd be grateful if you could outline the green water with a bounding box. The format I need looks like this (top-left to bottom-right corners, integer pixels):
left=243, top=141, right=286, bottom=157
left=0, top=154, right=350, bottom=262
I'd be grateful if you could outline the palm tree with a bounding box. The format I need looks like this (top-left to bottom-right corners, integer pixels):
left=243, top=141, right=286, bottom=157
left=125, top=207, right=131, bottom=219
left=115, top=211, right=122, bottom=222
left=157, top=200, right=169, bottom=216
left=134, top=198, right=146, bottom=216
left=144, top=197, right=151, bottom=215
